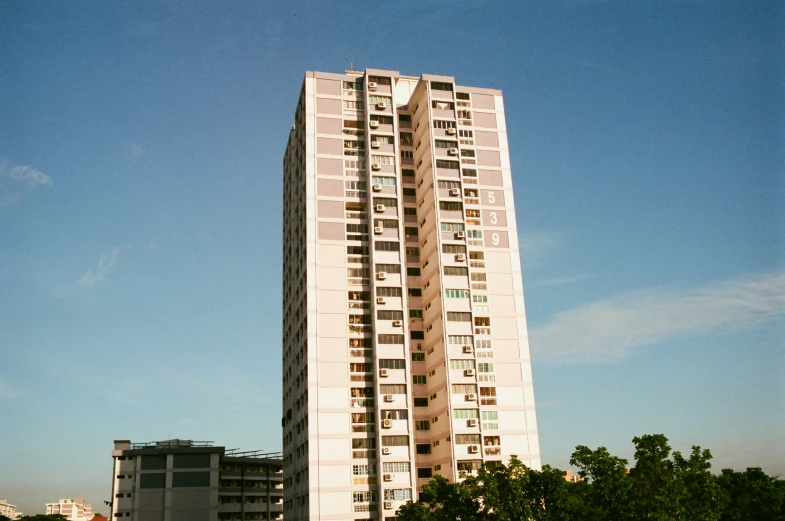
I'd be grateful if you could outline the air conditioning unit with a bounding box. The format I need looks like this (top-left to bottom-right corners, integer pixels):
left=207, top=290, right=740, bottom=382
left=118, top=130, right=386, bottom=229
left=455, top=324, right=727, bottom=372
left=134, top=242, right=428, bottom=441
left=382, top=447, right=391, bottom=455
left=377, top=297, right=386, bottom=304
left=369, top=120, right=380, bottom=129
left=464, top=368, right=475, bottom=377
left=368, top=81, right=378, bottom=91
left=382, top=419, right=393, bottom=429
left=392, top=320, right=403, bottom=327
left=371, top=141, right=381, bottom=149
left=455, top=231, right=465, bottom=239
left=379, top=368, right=389, bottom=377
left=448, top=148, right=459, bottom=155
left=463, top=344, right=473, bottom=353
left=384, top=394, right=394, bottom=402
left=384, top=501, right=393, bottom=510
left=377, top=102, right=387, bottom=110
left=377, top=271, right=387, bottom=280
left=456, top=253, right=466, bottom=262
left=375, top=204, right=385, bottom=212
left=449, top=188, right=461, bottom=196
left=467, top=393, right=477, bottom=401
left=372, top=183, right=383, bottom=192
left=467, top=418, right=478, bottom=427
left=383, top=473, right=393, bottom=482
left=446, top=127, right=457, bottom=135
left=374, top=227, right=383, bottom=235
left=468, top=445, right=479, bottom=454
left=372, top=163, right=382, bottom=171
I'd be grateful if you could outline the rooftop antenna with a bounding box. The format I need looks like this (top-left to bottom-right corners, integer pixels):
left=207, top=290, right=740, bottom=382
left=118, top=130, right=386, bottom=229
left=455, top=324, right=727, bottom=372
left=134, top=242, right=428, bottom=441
left=347, top=59, right=356, bottom=71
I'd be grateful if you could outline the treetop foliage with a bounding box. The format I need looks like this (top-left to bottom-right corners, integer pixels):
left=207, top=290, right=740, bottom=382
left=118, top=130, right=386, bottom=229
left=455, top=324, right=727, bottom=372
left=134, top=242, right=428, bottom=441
left=396, top=434, right=785, bottom=521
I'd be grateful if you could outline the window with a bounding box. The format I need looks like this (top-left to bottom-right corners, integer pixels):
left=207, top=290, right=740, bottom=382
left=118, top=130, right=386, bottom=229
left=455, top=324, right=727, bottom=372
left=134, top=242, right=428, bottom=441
left=371, top=115, right=394, bottom=124
left=344, top=80, right=364, bottom=90
left=378, top=334, right=405, bottom=344
left=399, top=114, right=412, bottom=123
left=408, top=288, right=422, bottom=297
left=378, top=310, right=404, bottom=321
left=376, top=287, right=402, bottom=298
left=481, top=411, right=499, bottom=430
left=371, top=155, right=395, bottom=165
left=439, top=201, right=463, bottom=211
left=379, top=359, right=406, bottom=369
left=447, top=312, right=471, bottom=321
left=399, top=132, right=413, bottom=145
left=436, top=160, right=460, bottom=169
left=352, top=464, right=377, bottom=476
left=412, top=374, right=426, bottom=384
left=476, top=339, right=492, bottom=350
left=353, top=438, right=376, bottom=449
left=449, top=359, right=476, bottom=370
left=371, top=176, right=397, bottom=186
left=442, top=244, right=467, bottom=254
left=411, top=353, right=425, bottom=362
left=376, top=263, right=401, bottom=273
left=407, top=267, right=421, bottom=276
left=404, top=227, right=418, bottom=238
left=435, top=140, right=458, bottom=149
left=344, top=100, right=364, bottom=110
left=457, top=460, right=482, bottom=472
left=372, top=135, right=394, bottom=145
left=382, top=435, right=409, bottom=446
left=438, top=180, right=461, bottom=189
left=440, top=222, right=465, bottom=232
left=374, top=197, right=397, bottom=207
left=463, top=168, right=477, bottom=177
left=406, top=246, right=420, bottom=256
left=350, top=363, right=372, bottom=373
left=453, top=409, right=480, bottom=419
left=432, top=100, right=454, bottom=110
left=410, top=330, right=424, bottom=339
left=380, top=384, right=407, bottom=394
left=345, top=180, right=367, bottom=191
left=384, top=489, right=412, bottom=501
left=444, top=266, right=469, bottom=276
left=417, top=467, right=433, bottom=478
left=345, top=139, right=365, bottom=150
left=347, top=268, right=370, bottom=278
left=400, top=150, right=413, bottom=159
left=445, top=289, right=470, bottom=299
left=368, top=76, right=391, bottom=85
left=471, top=273, right=487, bottom=282
left=456, top=92, right=470, bottom=100
left=452, top=384, right=477, bottom=394
left=413, top=397, right=428, bottom=406
left=353, top=490, right=378, bottom=503
left=455, top=434, right=481, bottom=444
left=478, top=362, right=494, bottom=373
left=448, top=335, right=474, bottom=344
left=459, top=129, right=473, bottom=138
left=431, top=81, right=453, bottom=91
left=369, top=95, right=392, bottom=105
left=470, top=251, right=484, bottom=260
left=351, top=387, right=374, bottom=397
left=402, top=169, right=415, bottom=180
left=375, top=241, right=400, bottom=252
left=460, top=149, right=475, bottom=157
left=403, top=187, right=416, bottom=196
left=383, top=462, right=411, bottom=473
left=416, top=444, right=431, bottom=455
left=381, top=410, right=408, bottom=420
left=433, top=120, right=456, bottom=129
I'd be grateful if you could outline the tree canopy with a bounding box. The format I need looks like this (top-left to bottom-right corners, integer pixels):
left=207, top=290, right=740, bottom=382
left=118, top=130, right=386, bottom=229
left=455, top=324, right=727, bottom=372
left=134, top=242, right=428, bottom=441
left=395, top=434, right=785, bottom=521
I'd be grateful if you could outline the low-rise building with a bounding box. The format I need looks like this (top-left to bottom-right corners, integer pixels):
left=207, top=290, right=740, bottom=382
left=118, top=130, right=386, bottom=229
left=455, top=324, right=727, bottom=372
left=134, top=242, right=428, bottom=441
left=45, top=498, right=94, bottom=520
left=0, top=498, right=22, bottom=520
left=111, top=439, right=283, bottom=521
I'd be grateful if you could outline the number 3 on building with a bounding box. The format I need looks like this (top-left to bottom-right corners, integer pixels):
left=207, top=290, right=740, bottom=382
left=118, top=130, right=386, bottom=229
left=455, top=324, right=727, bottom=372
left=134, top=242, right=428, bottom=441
left=489, top=211, right=498, bottom=225
left=492, top=232, right=500, bottom=246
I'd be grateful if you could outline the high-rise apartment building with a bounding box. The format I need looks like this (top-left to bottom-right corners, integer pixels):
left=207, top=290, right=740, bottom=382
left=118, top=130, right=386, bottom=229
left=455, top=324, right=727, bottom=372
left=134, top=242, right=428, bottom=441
left=282, top=69, right=540, bottom=521
left=110, top=439, right=283, bottom=521
left=45, top=498, right=94, bottom=521
left=0, top=498, right=22, bottom=520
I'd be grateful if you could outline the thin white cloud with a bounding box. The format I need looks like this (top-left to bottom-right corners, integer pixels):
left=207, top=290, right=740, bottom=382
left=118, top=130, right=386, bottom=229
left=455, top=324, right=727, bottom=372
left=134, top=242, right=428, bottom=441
left=530, top=273, right=599, bottom=287
left=125, top=143, right=145, bottom=157
left=0, top=378, right=25, bottom=399
left=519, top=230, right=568, bottom=269
left=0, top=162, right=52, bottom=187
left=78, top=247, right=120, bottom=287
left=530, top=271, right=785, bottom=364
left=0, top=192, right=22, bottom=207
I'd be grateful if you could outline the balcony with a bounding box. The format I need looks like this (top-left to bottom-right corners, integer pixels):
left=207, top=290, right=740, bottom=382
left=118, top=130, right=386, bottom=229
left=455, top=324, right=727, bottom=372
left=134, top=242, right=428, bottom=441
left=485, top=447, right=501, bottom=456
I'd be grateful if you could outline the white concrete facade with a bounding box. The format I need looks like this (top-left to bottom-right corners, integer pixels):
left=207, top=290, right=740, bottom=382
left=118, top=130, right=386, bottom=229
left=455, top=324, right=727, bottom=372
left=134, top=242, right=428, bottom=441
left=282, top=69, right=540, bottom=521
left=0, top=498, right=22, bottom=520
left=45, top=498, right=94, bottom=521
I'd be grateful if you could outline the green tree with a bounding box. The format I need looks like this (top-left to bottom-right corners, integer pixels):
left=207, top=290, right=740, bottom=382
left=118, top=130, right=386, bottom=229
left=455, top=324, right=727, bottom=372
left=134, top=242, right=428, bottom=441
left=569, top=444, right=632, bottom=520
left=717, top=467, right=785, bottom=521
left=19, top=515, right=69, bottom=521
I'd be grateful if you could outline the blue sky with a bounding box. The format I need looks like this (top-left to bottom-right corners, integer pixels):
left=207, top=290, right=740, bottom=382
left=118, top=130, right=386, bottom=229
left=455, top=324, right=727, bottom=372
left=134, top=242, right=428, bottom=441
left=1, top=0, right=782, bottom=514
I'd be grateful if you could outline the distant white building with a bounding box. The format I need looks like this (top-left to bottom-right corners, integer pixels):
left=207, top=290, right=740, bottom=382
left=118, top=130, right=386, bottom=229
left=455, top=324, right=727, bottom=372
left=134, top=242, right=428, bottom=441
left=45, top=498, right=94, bottom=521
left=0, top=498, right=22, bottom=520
